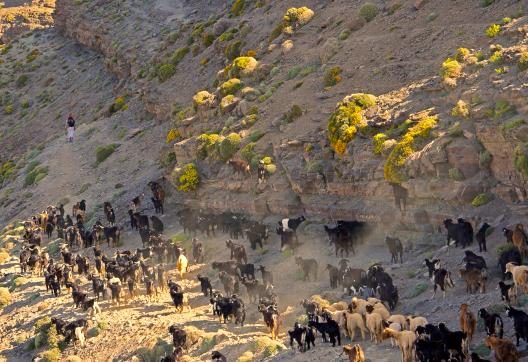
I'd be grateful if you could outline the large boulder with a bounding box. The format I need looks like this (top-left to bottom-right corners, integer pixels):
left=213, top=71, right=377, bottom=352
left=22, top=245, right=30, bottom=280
left=445, top=138, right=480, bottom=179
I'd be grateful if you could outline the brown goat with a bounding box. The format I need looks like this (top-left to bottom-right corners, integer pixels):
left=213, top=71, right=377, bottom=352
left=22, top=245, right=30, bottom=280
left=343, top=344, right=365, bottom=362
left=484, top=336, right=520, bottom=362
left=460, top=303, right=476, bottom=349
left=512, top=224, right=527, bottom=261
left=459, top=268, right=486, bottom=294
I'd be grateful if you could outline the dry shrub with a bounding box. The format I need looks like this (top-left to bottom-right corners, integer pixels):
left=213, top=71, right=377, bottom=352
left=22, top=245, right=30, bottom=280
left=182, top=325, right=205, bottom=347
left=252, top=336, right=285, bottom=357
left=236, top=351, right=254, bottom=362
left=0, top=249, right=9, bottom=263
left=0, top=287, right=11, bottom=308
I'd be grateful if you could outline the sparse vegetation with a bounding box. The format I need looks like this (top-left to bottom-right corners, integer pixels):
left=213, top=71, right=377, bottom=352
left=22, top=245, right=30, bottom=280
left=156, top=63, right=176, bottom=82
left=95, top=144, right=119, bottom=165
left=231, top=0, right=245, bottom=17
left=16, top=74, right=29, bottom=87
left=518, top=52, right=528, bottom=71
left=359, top=3, right=378, bottom=22
left=220, top=78, right=243, bottom=95
left=24, top=161, right=48, bottom=187
left=372, top=133, right=387, bottom=154
left=471, top=193, right=493, bottom=207
left=171, top=47, right=189, bottom=64
left=485, top=24, right=501, bottom=38
left=384, top=116, right=437, bottom=183
left=327, top=93, right=377, bottom=155
left=171, top=163, right=200, bottom=192
left=448, top=168, right=464, bottom=181
left=324, top=66, right=342, bottom=87
left=409, top=282, right=428, bottom=298
left=284, top=104, right=302, bottom=123
left=451, top=100, right=469, bottom=118
left=479, top=150, right=492, bottom=168
left=108, top=96, right=127, bottom=114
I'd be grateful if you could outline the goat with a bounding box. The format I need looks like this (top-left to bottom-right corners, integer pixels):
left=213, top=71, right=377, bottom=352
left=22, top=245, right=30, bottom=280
left=211, top=351, right=227, bottom=362
left=225, top=239, right=248, bottom=264
left=476, top=223, right=491, bottom=252
left=505, top=306, right=528, bottom=346
left=218, top=271, right=238, bottom=296
left=478, top=308, right=504, bottom=338
left=381, top=328, right=416, bottom=362
left=236, top=263, right=255, bottom=280
left=288, top=322, right=315, bottom=352
left=176, top=253, right=188, bottom=278
left=258, top=303, right=280, bottom=339
left=512, top=224, right=528, bottom=261
left=460, top=303, right=476, bottom=348
left=431, top=268, right=454, bottom=299
left=197, top=275, right=213, bottom=297
left=407, top=316, right=428, bottom=332
left=342, top=344, right=365, bottom=362
left=365, top=305, right=383, bottom=344
left=279, top=216, right=305, bottom=232
left=385, top=236, right=403, bottom=263
left=192, top=238, right=204, bottom=263
left=438, top=323, right=467, bottom=361
left=345, top=311, right=367, bottom=341
left=295, top=256, right=317, bottom=282
left=308, top=318, right=341, bottom=347
left=326, top=264, right=339, bottom=288
left=499, top=249, right=522, bottom=280
left=505, top=262, right=528, bottom=294
left=168, top=325, right=186, bottom=349
left=484, top=336, right=520, bottom=362
left=498, top=281, right=515, bottom=304
left=258, top=265, right=273, bottom=286
left=459, top=268, right=486, bottom=294
left=227, top=159, right=251, bottom=177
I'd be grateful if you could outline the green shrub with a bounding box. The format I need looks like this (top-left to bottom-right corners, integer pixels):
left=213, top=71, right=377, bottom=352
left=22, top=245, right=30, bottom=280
left=515, top=151, right=528, bottom=177
left=240, top=142, right=257, bottom=163
left=479, top=150, right=492, bottom=168
left=229, top=56, right=258, bottom=78
left=166, top=129, right=180, bottom=143
left=409, top=282, right=428, bottom=298
left=284, top=104, right=302, bottom=123
left=252, top=336, right=284, bottom=357
left=218, top=133, right=242, bottom=161
left=231, top=0, right=245, bottom=16
left=338, top=29, right=351, bottom=41
left=4, top=104, right=14, bottom=114
left=171, top=163, right=200, bottom=192
left=518, top=52, right=528, bottom=71
left=448, top=168, right=464, bottom=181
left=193, top=90, right=215, bottom=109
left=220, top=78, right=243, bottom=95
left=493, top=100, right=513, bottom=119
left=95, top=144, right=119, bottom=164
left=157, top=63, right=176, bottom=82
left=0, top=160, right=17, bottom=186
left=489, top=50, right=503, bottom=64
left=451, top=100, right=469, bottom=118
left=16, top=74, right=29, bottom=87
left=108, top=96, right=127, bottom=114
left=202, top=32, right=215, bottom=47
left=359, top=3, right=378, bottom=22
left=269, top=23, right=284, bottom=42
left=249, top=130, right=264, bottom=142
left=219, top=28, right=238, bottom=42
left=481, top=0, right=494, bottom=6
left=441, top=58, right=462, bottom=79
left=384, top=116, right=437, bottom=183
left=485, top=24, right=501, bottom=38
left=24, top=163, right=48, bottom=187
left=225, top=40, right=243, bottom=61
left=9, top=276, right=28, bottom=291
left=327, top=93, right=377, bottom=155
left=448, top=122, right=463, bottom=137
left=287, top=66, right=302, bottom=80
left=324, top=66, right=342, bottom=87
left=171, top=47, right=189, bottom=64
left=502, top=119, right=525, bottom=132
left=0, top=287, right=11, bottom=308
left=372, top=133, right=387, bottom=154
left=471, top=193, right=493, bottom=207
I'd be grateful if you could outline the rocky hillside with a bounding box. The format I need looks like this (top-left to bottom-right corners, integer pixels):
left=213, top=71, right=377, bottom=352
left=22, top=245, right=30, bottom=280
left=51, top=0, right=528, bottom=233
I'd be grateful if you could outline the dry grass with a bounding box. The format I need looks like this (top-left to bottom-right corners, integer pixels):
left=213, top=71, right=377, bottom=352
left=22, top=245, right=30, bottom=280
left=236, top=351, right=254, bottom=362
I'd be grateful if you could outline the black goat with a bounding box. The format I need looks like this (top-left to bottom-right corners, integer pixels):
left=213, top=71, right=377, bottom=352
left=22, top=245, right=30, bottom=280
left=258, top=265, right=273, bottom=286
left=505, top=306, right=528, bottom=346
left=326, top=264, right=339, bottom=288
left=424, top=258, right=440, bottom=278
left=197, top=275, right=213, bottom=297
left=476, top=223, right=491, bottom=252
left=308, top=319, right=341, bottom=347
left=478, top=308, right=504, bottom=338
left=438, top=323, right=467, bottom=361
left=498, top=281, right=514, bottom=304
left=288, top=322, right=315, bottom=352
left=237, top=263, right=255, bottom=280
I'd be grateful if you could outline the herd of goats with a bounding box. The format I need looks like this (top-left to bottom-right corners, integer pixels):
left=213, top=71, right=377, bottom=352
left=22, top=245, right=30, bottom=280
left=7, top=179, right=528, bottom=362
